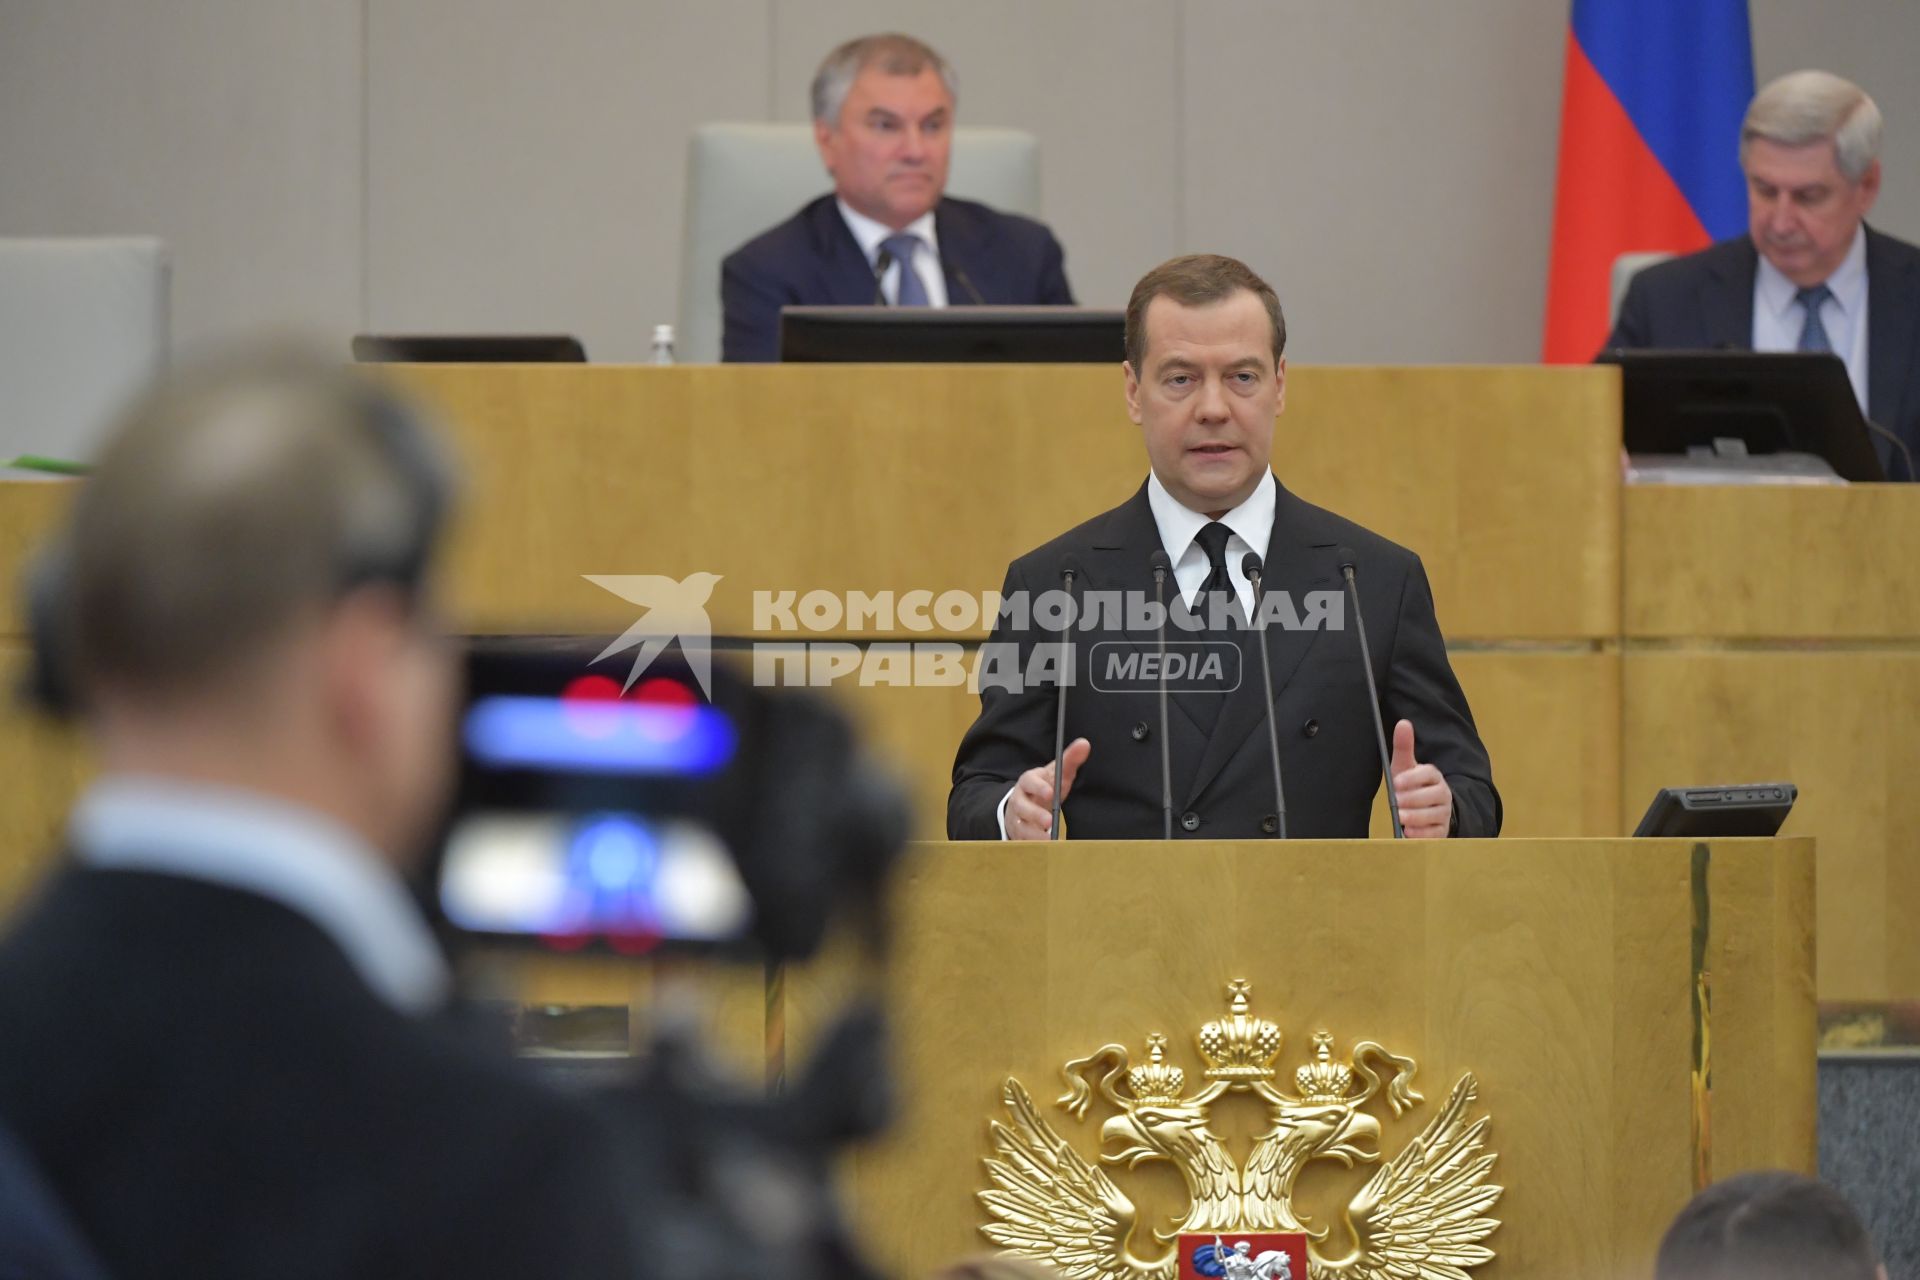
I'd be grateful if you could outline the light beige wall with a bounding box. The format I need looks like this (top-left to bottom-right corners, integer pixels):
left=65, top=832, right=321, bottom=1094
left=0, top=0, right=365, bottom=355
left=1180, top=0, right=1567, bottom=363
left=3, top=0, right=1916, bottom=363
left=365, top=0, right=769, bottom=351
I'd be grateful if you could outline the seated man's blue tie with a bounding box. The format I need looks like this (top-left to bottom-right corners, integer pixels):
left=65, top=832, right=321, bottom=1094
left=1796, top=283, right=1834, bottom=353
left=881, top=233, right=930, bottom=306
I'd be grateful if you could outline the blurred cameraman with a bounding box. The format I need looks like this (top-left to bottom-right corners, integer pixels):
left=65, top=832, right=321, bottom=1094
left=0, top=353, right=639, bottom=1277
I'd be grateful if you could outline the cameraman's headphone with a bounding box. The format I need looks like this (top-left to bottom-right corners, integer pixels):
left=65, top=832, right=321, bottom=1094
left=22, top=378, right=456, bottom=719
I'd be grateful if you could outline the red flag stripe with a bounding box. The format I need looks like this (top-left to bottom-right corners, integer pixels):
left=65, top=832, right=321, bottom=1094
left=1542, top=30, right=1714, bottom=363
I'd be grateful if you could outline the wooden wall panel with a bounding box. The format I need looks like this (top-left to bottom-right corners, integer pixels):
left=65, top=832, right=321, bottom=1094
left=1622, top=651, right=1920, bottom=1003
left=1625, top=487, right=1920, bottom=640
left=1283, top=367, right=1620, bottom=641
left=386, top=364, right=1619, bottom=643
left=810, top=837, right=1812, bottom=1280
left=0, top=646, right=90, bottom=917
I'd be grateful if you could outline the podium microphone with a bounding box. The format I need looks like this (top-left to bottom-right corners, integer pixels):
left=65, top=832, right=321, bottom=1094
left=1337, top=546, right=1404, bottom=839
left=951, top=266, right=987, bottom=305
left=870, top=247, right=895, bottom=306
left=1148, top=549, right=1175, bottom=840
left=1865, top=416, right=1917, bottom=482
left=1241, top=552, right=1288, bottom=839
left=1049, top=560, right=1081, bottom=841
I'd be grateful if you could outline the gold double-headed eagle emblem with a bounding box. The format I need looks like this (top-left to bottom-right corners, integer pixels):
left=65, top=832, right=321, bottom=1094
left=977, top=981, right=1503, bottom=1280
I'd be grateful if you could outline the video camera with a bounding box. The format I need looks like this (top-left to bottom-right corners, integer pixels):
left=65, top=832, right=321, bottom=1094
left=436, top=637, right=909, bottom=964
left=434, top=637, right=912, bottom=1280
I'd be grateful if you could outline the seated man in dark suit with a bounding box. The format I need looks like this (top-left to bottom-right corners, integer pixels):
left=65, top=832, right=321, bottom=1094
left=720, top=33, right=1074, bottom=362
left=948, top=255, right=1499, bottom=842
left=0, top=354, right=636, bottom=1277
left=1607, top=70, right=1920, bottom=480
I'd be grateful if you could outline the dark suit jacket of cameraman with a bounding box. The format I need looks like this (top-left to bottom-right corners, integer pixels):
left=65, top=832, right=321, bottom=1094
left=720, top=194, right=1074, bottom=362
left=1604, top=227, right=1920, bottom=479
left=947, top=481, right=1501, bottom=841
left=0, top=865, right=637, bottom=1280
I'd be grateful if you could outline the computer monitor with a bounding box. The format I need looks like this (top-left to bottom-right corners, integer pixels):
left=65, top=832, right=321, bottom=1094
left=779, top=306, right=1124, bottom=363
left=352, top=334, right=587, bottom=363
left=1599, top=350, right=1887, bottom=481
left=1630, top=782, right=1797, bottom=838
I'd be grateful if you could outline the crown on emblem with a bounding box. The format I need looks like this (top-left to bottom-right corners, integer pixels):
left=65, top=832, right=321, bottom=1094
left=1126, top=1033, right=1185, bottom=1103
left=1196, top=979, right=1283, bottom=1082
left=1295, top=1031, right=1357, bottom=1103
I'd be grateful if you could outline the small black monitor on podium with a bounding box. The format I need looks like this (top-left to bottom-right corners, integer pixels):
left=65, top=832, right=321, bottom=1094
left=1599, top=349, right=1896, bottom=482
left=352, top=334, right=587, bottom=363
left=1631, top=783, right=1798, bottom=838
left=778, top=306, right=1124, bottom=363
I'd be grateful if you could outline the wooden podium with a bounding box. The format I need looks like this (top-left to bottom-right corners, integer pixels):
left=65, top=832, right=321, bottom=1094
left=796, top=837, right=1814, bottom=1280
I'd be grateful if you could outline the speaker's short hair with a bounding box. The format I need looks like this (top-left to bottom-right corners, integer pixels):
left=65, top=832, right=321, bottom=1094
left=1125, top=254, right=1287, bottom=373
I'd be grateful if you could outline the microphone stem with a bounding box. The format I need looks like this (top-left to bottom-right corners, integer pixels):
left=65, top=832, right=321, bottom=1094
left=1050, top=568, right=1074, bottom=841
left=1864, top=416, right=1917, bottom=482
left=952, top=267, right=987, bottom=305
left=1154, top=566, right=1173, bottom=841
left=1249, top=569, right=1288, bottom=839
left=1343, top=566, right=1405, bottom=839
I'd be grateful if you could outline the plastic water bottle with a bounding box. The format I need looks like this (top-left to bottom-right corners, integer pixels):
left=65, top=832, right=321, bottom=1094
left=650, top=324, right=676, bottom=365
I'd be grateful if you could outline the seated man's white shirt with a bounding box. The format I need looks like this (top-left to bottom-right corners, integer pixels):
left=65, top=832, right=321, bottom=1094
left=1752, top=226, right=1869, bottom=413
left=837, top=199, right=950, bottom=307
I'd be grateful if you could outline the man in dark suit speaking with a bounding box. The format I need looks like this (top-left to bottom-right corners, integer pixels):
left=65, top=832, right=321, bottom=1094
left=1607, top=70, right=1920, bottom=480
left=948, top=255, right=1499, bottom=842
left=0, top=354, right=636, bottom=1277
left=720, top=33, right=1074, bottom=362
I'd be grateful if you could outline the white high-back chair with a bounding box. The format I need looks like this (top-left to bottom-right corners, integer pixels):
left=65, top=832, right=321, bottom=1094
left=0, top=238, right=170, bottom=467
left=677, top=124, right=1041, bottom=364
left=1609, top=251, right=1675, bottom=329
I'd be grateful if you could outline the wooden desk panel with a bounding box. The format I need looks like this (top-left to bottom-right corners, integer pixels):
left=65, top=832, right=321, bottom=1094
left=1624, top=486, right=1920, bottom=639
left=1622, top=650, right=1920, bottom=1002
left=817, top=837, right=1811, bottom=1280
left=385, top=364, right=1620, bottom=643
left=1621, top=484, right=1920, bottom=1006
left=0, top=646, right=91, bottom=915
left=1706, top=837, right=1818, bottom=1179
left=1283, top=366, right=1621, bottom=641
left=0, top=481, right=75, bottom=639
left=1435, top=650, right=1619, bottom=838
left=391, top=364, right=1142, bottom=639
left=0, top=365, right=1621, bottom=650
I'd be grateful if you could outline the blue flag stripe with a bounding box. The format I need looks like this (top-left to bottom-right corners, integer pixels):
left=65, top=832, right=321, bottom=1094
left=1572, top=0, right=1755, bottom=238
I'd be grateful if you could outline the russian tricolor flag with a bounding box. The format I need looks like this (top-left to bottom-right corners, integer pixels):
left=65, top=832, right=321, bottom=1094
left=1542, top=0, right=1755, bottom=362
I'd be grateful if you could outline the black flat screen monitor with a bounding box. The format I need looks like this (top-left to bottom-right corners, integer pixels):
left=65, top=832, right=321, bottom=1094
left=1599, top=349, right=1885, bottom=481
left=352, top=334, right=587, bottom=363
left=779, top=306, right=1124, bottom=363
left=1630, top=782, right=1797, bottom=838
